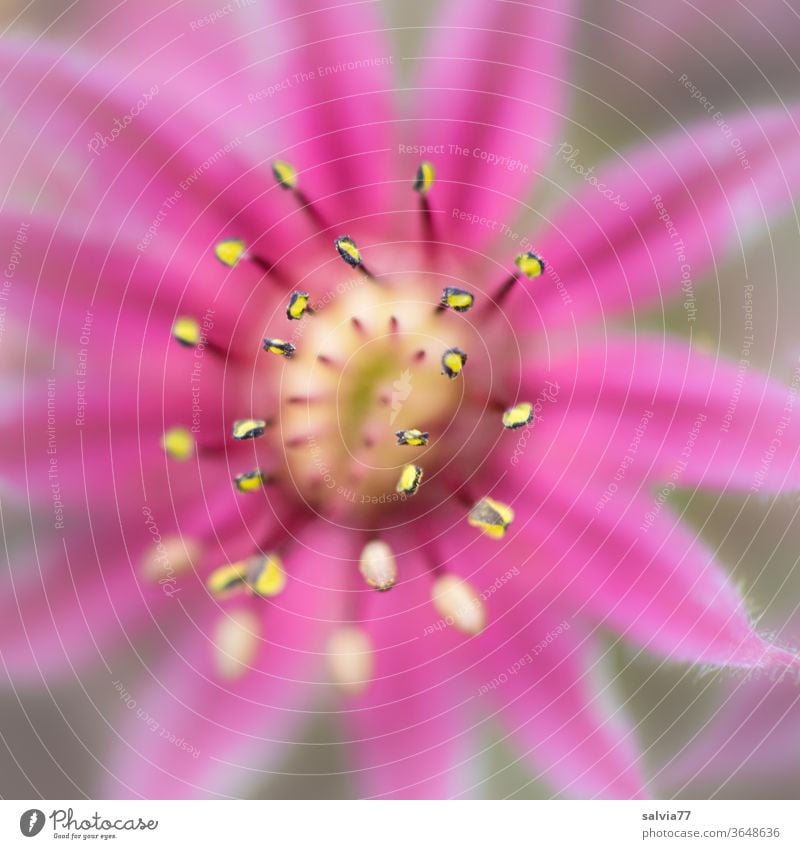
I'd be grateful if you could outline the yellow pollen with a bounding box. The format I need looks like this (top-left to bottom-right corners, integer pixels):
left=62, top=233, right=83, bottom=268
left=502, top=401, right=533, bottom=430
left=440, top=287, right=474, bottom=312
left=232, top=419, right=267, bottom=440
left=286, top=291, right=311, bottom=320
left=234, top=469, right=270, bottom=492
left=334, top=235, right=362, bottom=267
left=161, top=427, right=195, bottom=461
left=396, top=464, right=423, bottom=495
left=214, top=238, right=247, bottom=267
left=395, top=428, right=429, bottom=447
left=413, top=160, right=436, bottom=194
left=359, top=539, right=397, bottom=591
left=171, top=316, right=201, bottom=347
left=206, top=562, right=249, bottom=599
left=213, top=609, right=260, bottom=679
left=515, top=251, right=545, bottom=279
left=431, top=574, right=486, bottom=635
left=271, top=159, right=298, bottom=190
left=326, top=626, right=373, bottom=695
left=263, top=337, right=296, bottom=358
left=248, top=553, right=287, bottom=597
left=441, top=347, right=467, bottom=379
left=468, top=497, right=515, bottom=539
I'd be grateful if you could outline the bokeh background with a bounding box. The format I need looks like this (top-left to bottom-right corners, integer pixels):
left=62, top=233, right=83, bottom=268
left=2, top=0, right=800, bottom=799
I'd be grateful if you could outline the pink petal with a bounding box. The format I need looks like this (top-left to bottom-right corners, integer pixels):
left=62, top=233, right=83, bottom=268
left=103, top=522, right=348, bottom=798
left=247, top=1, right=400, bottom=227
left=467, top=608, right=647, bottom=798
left=535, top=104, right=800, bottom=326
left=430, top=528, right=647, bottom=798
left=504, top=463, right=799, bottom=670
left=345, top=552, right=479, bottom=799
left=535, top=334, right=800, bottom=493
left=46, top=1, right=399, bottom=228
left=408, top=0, right=573, bottom=249
left=0, top=41, right=303, bottom=259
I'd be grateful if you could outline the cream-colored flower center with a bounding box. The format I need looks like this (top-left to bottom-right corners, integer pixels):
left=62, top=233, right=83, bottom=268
left=278, top=277, right=472, bottom=511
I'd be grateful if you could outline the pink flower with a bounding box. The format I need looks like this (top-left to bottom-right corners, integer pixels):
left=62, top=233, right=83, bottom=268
left=2, top=0, right=800, bottom=799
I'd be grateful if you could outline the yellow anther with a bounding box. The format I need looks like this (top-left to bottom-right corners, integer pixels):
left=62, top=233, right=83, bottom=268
left=395, top=428, right=429, bottom=447
left=440, top=287, right=474, bottom=312
left=271, top=159, right=298, bottom=190
left=262, top=337, right=296, bottom=358
left=326, top=626, right=373, bottom=695
left=214, top=238, right=247, bottom=267
left=161, top=427, right=195, bottom=461
left=171, top=316, right=201, bottom=347
left=502, top=401, right=533, bottom=430
left=413, top=161, right=436, bottom=194
left=359, top=540, right=397, bottom=592
left=234, top=469, right=270, bottom=492
left=468, top=497, right=515, bottom=539
left=206, top=562, right=249, bottom=599
left=247, top=553, right=287, bottom=598
left=232, top=418, right=267, bottom=440
left=213, top=609, right=260, bottom=680
left=286, top=291, right=311, bottom=321
left=396, top=463, right=423, bottom=495
left=441, top=347, right=467, bottom=379
left=335, top=235, right=362, bottom=267
left=515, top=251, right=545, bottom=279
left=431, top=574, right=486, bottom=635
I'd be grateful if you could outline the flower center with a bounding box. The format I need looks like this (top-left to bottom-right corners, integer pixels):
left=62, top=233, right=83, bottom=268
left=279, top=277, right=472, bottom=513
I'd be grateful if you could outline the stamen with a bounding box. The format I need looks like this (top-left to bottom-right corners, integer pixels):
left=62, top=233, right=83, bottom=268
left=413, top=162, right=437, bottom=255
left=326, top=626, right=373, bottom=695
left=396, top=463, right=423, bottom=495
left=441, top=347, right=467, bottom=379
left=171, top=316, right=201, bottom=347
left=487, top=252, right=545, bottom=311
left=207, top=553, right=286, bottom=599
left=395, top=428, right=429, bottom=446
left=213, top=609, right=260, bottom=680
left=271, top=159, right=298, bottom=190
left=247, top=553, right=287, bottom=597
left=214, top=238, right=248, bottom=267
left=262, top=338, right=296, bottom=358
left=515, top=250, right=545, bottom=279
left=501, top=401, right=533, bottom=430
left=232, top=418, right=268, bottom=440
left=286, top=291, right=313, bottom=321
left=468, top=496, right=515, bottom=539
left=359, top=540, right=397, bottom=592
left=439, top=287, right=474, bottom=313
left=413, top=161, right=436, bottom=195
left=334, top=235, right=375, bottom=279
left=207, top=562, right=248, bottom=599
left=431, top=574, right=486, bottom=635
left=161, top=427, right=195, bottom=461
left=140, top=535, right=201, bottom=582
left=213, top=238, right=281, bottom=278
left=234, top=469, right=272, bottom=492
left=271, top=159, right=329, bottom=231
